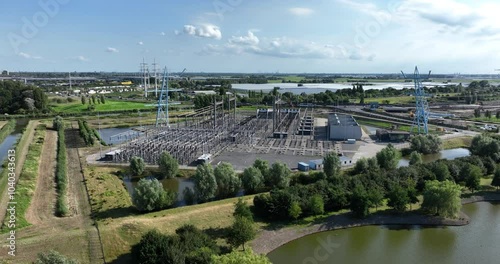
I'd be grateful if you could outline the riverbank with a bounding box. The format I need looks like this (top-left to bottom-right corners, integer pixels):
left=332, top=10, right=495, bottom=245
left=251, top=192, right=500, bottom=255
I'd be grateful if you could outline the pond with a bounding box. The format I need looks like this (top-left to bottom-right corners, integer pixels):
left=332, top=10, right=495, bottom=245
left=398, top=148, right=470, bottom=167
left=268, top=202, right=500, bottom=264
left=122, top=176, right=195, bottom=206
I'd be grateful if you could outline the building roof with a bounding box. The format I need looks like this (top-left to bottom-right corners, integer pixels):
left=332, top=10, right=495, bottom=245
left=309, top=159, right=323, bottom=165
left=328, top=114, right=359, bottom=127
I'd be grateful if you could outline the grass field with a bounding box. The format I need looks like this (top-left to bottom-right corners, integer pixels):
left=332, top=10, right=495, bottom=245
left=362, top=96, right=415, bottom=104
left=51, top=100, right=156, bottom=113
left=442, top=136, right=473, bottom=149
left=1, top=125, right=45, bottom=231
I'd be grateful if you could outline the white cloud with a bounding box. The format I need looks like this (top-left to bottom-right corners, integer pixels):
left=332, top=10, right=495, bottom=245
left=182, top=24, right=222, bottom=40
left=229, top=31, right=259, bottom=45
left=174, top=30, right=180, bottom=35
left=161, top=32, right=166, bottom=36
left=106, top=47, right=119, bottom=53
left=77, top=56, right=89, bottom=62
left=138, top=41, right=144, bottom=45
left=18, top=52, right=42, bottom=59
left=289, top=7, right=314, bottom=16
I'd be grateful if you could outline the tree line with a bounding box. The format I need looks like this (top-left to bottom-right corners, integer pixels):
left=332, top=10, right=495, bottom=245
left=0, top=80, right=48, bottom=114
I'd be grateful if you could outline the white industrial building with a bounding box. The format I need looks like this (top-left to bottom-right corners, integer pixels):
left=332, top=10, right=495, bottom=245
left=328, top=114, right=362, bottom=141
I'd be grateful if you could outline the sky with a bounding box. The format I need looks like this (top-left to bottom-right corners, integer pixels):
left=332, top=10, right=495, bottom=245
left=1, top=0, right=500, bottom=74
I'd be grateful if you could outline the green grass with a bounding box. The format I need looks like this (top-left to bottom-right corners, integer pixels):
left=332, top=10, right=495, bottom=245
left=472, top=117, right=500, bottom=123
left=442, top=137, right=472, bottom=149
left=356, top=118, right=413, bottom=132
left=267, top=75, right=305, bottom=83
left=51, top=100, right=156, bottom=113
left=56, top=127, right=69, bottom=216
left=0, top=119, right=15, bottom=144
left=0, top=121, right=36, bottom=227
left=362, top=96, right=415, bottom=104
left=1, top=124, right=46, bottom=231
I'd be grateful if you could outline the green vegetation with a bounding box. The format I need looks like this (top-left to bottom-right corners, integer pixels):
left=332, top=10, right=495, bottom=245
left=265, top=162, right=291, bottom=189
left=410, top=134, right=442, bottom=154
left=193, top=163, right=218, bottom=203
left=409, top=151, right=423, bottom=165
left=1, top=125, right=45, bottom=230
left=228, top=216, right=256, bottom=250
left=492, top=167, right=500, bottom=190
left=442, top=137, right=472, bottom=149
left=35, top=250, right=79, bottom=264
left=376, top=144, right=400, bottom=170
left=241, top=167, right=264, bottom=194
left=214, top=162, right=241, bottom=199
left=56, top=122, right=69, bottom=216
left=0, top=119, right=15, bottom=143
left=52, top=99, right=154, bottom=113
left=422, top=180, right=462, bottom=218
left=323, top=152, right=341, bottom=178
left=132, top=178, right=177, bottom=212
left=158, top=151, right=179, bottom=179
left=212, top=249, right=271, bottom=264
left=130, top=156, right=145, bottom=176
left=0, top=80, right=49, bottom=114
left=78, top=119, right=95, bottom=146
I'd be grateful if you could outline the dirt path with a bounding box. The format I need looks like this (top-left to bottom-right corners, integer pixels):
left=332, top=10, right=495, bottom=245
left=0, top=127, right=105, bottom=264
left=0, top=120, right=37, bottom=224
left=26, top=129, right=58, bottom=224
left=0, top=121, right=6, bottom=131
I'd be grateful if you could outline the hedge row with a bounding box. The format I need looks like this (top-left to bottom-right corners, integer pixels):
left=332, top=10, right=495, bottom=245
left=55, top=127, right=69, bottom=216
left=77, top=119, right=95, bottom=146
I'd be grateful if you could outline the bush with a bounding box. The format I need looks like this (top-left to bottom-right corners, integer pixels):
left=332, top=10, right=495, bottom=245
left=55, top=127, right=68, bottom=216
left=158, top=151, right=179, bottom=179
left=410, top=134, right=442, bottom=154
left=132, top=178, right=176, bottom=212
left=241, top=167, right=264, bottom=194
left=130, top=156, right=145, bottom=176
left=308, top=194, right=325, bottom=216
left=35, top=250, right=78, bottom=264
left=183, top=187, right=195, bottom=205
left=233, top=198, right=253, bottom=220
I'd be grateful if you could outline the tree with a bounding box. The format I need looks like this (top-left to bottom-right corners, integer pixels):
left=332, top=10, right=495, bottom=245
left=474, top=108, right=481, bottom=118
left=193, top=163, right=217, bottom=203
left=432, top=161, right=451, bottom=181
left=158, top=151, right=179, bottom=179
left=212, top=249, right=272, bottom=264
left=100, top=94, right=106, bottom=104
left=241, top=167, right=264, bottom=194
left=367, top=187, right=384, bottom=211
left=288, top=201, right=302, bottom=220
left=470, top=135, right=500, bottom=161
left=228, top=216, right=256, bottom=250
left=132, top=178, right=176, bottom=212
left=492, top=167, right=500, bottom=190
left=233, top=198, right=253, bottom=220
left=486, top=110, right=492, bottom=119
left=410, top=134, right=442, bottom=154
left=323, top=152, right=341, bottom=178
left=53, top=116, right=64, bottom=131
left=183, top=187, right=195, bottom=205
left=350, top=185, right=371, bottom=218
left=81, top=95, right=86, bottom=105
left=130, top=156, right=145, bottom=176
left=35, top=250, right=78, bottom=264
left=421, top=180, right=462, bottom=218
left=463, top=164, right=481, bottom=192
left=214, top=162, right=241, bottom=198
left=253, top=159, right=269, bottom=179
left=376, top=144, right=400, bottom=170
left=353, top=157, right=370, bottom=174
left=91, top=94, right=97, bottom=104
left=132, top=229, right=183, bottom=264
left=266, top=162, right=291, bottom=189
left=308, top=194, right=325, bottom=215
left=409, top=151, right=423, bottom=165
left=387, top=185, right=410, bottom=212
left=496, top=111, right=500, bottom=120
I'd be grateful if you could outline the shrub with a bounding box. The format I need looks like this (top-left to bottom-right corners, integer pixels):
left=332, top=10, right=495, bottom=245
left=132, top=178, right=176, bottom=212
left=158, top=151, right=179, bottom=179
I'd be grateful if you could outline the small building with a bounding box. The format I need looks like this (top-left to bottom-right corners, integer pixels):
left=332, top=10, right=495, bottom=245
left=328, top=114, right=362, bottom=141
left=104, top=149, right=122, bottom=161
left=339, top=156, right=353, bottom=167
left=376, top=129, right=411, bottom=142
left=196, top=154, right=212, bottom=165
left=298, top=162, right=309, bottom=172
left=345, top=139, right=356, bottom=144
left=308, top=159, right=324, bottom=170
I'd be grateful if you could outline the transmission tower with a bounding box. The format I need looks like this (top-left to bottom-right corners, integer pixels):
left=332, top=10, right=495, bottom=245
left=411, top=66, right=430, bottom=134
left=140, top=59, right=149, bottom=98
left=156, top=67, right=169, bottom=127
left=152, top=59, right=159, bottom=97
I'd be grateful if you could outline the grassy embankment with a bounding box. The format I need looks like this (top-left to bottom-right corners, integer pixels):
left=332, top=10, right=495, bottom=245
left=0, top=119, right=15, bottom=143
left=442, top=137, right=473, bottom=149
left=1, top=124, right=45, bottom=231
left=56, top=126, right=69, bottom=216
left=0, top=121, right=36, bottom=221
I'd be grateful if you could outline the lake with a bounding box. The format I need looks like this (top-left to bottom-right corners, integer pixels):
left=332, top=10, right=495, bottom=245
left=398, top=148, right=471, bottom=167
left=268, top=202, right=500, bottom=264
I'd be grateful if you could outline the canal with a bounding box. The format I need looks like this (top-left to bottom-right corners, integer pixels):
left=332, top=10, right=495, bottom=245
left=398, top=148, right=470, bottom=167
left=0, top=119, right=28, bottom=174
left=268, top=202, right=500, bottom=264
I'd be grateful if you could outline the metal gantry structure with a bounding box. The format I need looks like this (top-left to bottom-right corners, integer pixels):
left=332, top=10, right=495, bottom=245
left=156, top=67, right=169, bottom=127
left=411, top=66, right=430, bottom=134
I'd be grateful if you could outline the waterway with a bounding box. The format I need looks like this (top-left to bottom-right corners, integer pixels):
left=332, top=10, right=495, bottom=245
left=398, top=148, right=470, bottom=167
left=268, top=202, right=500, bottom=264
left=0, top=119, right=28, bottom=174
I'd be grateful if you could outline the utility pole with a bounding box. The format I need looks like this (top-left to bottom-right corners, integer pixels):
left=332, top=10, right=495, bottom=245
left=140, top=59, right=149, bottom=98
left=98, top=111, right=102, bottom=159
left=152, top=59, right=159, bottom=98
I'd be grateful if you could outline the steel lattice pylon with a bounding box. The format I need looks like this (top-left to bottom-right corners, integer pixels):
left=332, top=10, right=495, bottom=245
left=411, top=66, right=429, bottom=134
left=155, top=67, right=169, bottom=127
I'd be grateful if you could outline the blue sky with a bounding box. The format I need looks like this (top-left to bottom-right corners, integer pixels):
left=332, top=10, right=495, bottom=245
left=1, top=0, right=500, bottom=73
